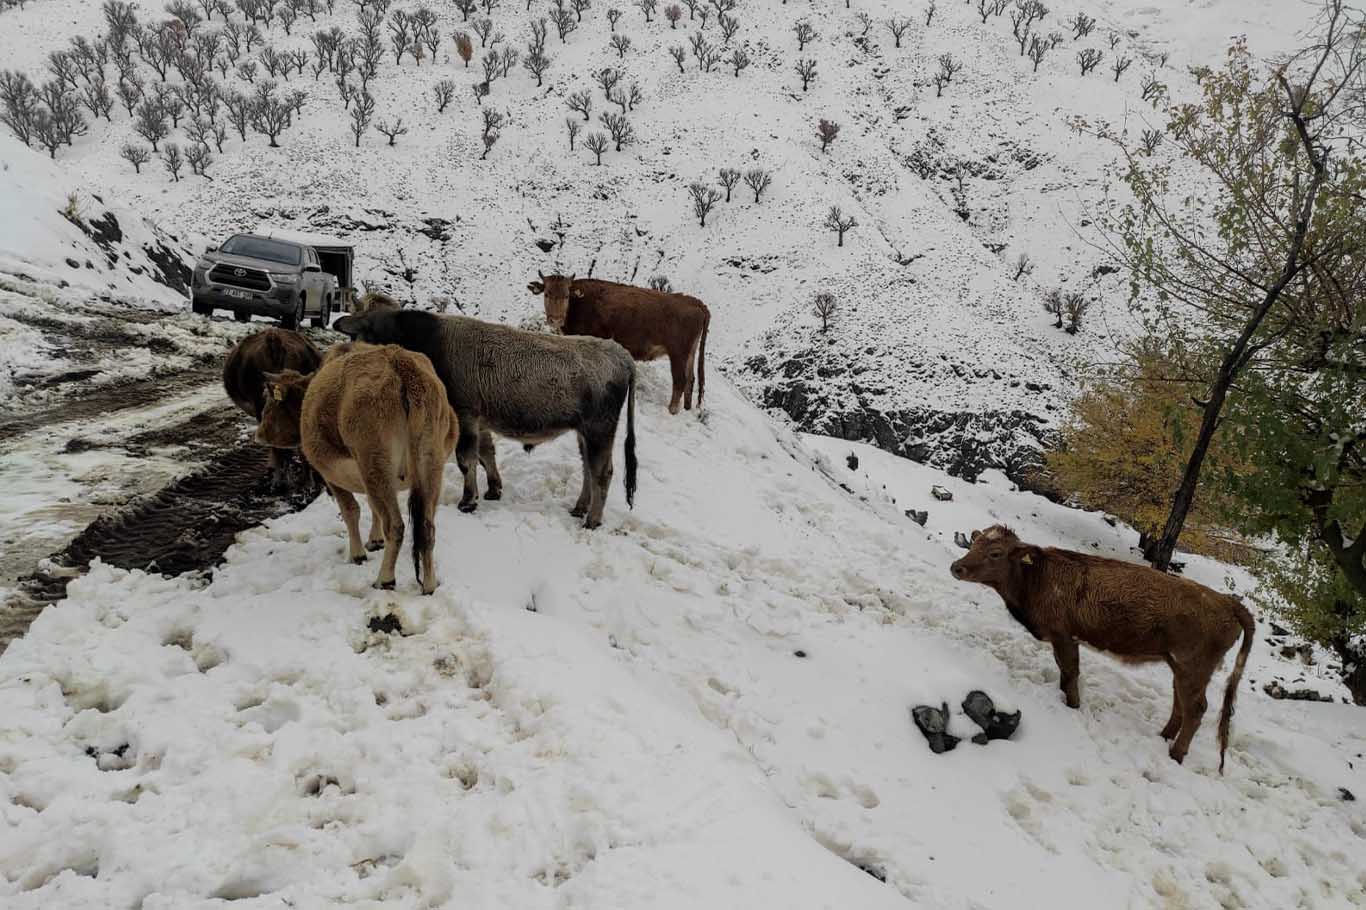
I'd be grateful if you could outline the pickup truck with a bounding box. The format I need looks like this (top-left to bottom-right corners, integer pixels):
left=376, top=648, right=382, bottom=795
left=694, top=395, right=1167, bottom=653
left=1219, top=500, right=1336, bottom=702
left=190, top=233, right=341, bottom=328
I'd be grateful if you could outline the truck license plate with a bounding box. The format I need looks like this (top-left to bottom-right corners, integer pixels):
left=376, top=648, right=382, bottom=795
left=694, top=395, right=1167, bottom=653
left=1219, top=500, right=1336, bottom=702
left=225, top=289, right=251, bottom=299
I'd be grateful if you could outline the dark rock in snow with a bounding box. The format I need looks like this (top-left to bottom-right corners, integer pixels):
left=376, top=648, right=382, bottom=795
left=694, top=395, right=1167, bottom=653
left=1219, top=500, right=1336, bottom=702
left=905, top=509, right=928, bottom=526
left=911, top=702, right=960, bottom=754
left=954, top=531, right=971, bottom=550
left=1262, top=680, right=1333, bottom=702
left=793, top=649, right=807, bottom=658
left=1339, top=788, right=1356, bottom=802
left=931, top=485, right=953, bottom=502
left=846, top=453, right=859, bottom=471
left=367, top=613, right=403, bottom=635
left=961, top=690, right=1021, bottom=742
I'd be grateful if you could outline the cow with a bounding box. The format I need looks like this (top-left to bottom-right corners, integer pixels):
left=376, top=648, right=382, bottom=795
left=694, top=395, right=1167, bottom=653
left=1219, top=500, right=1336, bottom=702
left=950, top=526, right=1255, bottom=771
left=352, top=290, right=402, bottom=316
left=333, top=309, right=637, bottom=529
left=527, top=274, right=710, bottom=415
left=255, top=343, right=458, bottom=594
left=222, top=327, right=322, bottom=490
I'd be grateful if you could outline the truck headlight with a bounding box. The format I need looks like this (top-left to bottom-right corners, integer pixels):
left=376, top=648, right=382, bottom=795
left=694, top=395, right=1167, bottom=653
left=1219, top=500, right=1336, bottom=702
left=271, top=273, right=299, bottom=285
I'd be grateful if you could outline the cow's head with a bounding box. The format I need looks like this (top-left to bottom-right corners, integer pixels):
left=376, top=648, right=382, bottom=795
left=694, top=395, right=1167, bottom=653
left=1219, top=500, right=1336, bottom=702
left=334, top=310, right=402, bottom=344
left=527, top=271, right=577, bottom=331
left=950, top=525, right=1038, bottom=587
left=354, top=291, right=402, bottom=316
left=256, top=369, right=313, bottom=449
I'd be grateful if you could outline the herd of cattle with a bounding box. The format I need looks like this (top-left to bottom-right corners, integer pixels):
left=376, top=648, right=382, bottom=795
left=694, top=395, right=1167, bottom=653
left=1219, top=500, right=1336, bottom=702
left=219, top=273, right=1254, bottom=771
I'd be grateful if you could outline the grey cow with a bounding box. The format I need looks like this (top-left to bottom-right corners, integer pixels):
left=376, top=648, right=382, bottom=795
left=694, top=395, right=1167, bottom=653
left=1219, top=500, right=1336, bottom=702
left=333, top=309, right=637, bottom=528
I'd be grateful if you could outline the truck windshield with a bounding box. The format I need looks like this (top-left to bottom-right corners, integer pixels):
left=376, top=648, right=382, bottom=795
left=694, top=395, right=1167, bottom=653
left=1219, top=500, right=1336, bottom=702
left=219, top=235, right=302, bottom=265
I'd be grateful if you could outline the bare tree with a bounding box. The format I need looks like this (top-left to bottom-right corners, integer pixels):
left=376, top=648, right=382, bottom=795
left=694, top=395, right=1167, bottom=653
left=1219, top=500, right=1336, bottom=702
left=932, top=52, right=961, bottom=96
left=718, top=166, right=740, bottom=201
left=473, top=17, right=495, bottom=47
left=611, top=33, right=632, bottom=57
left=812, top=291, right=836, bottom=331
left=433, top=78, right=455, bottom=111
left=480, top=106, right=503, bottom=159
left=744, top=167, right=771, bottom=202
left=161, top=141, right=184, bottom=181
left=793, top=21, right=817, bottom=50
left=567, top=88, right=592, bottom=120
left=795, top=58, right=816, bottom=91
left=1012, top=252, right=1034, bottom=281
left=727, top=47, right=750, bottom=76
left=1140, top=72, right=1166, bottom=105
left=1069, top=11, right=1095, bottom=39
left=524, top=49, right=550, bottom=84
left=584, top=129, right=608, bottom=163
left=718, top=13, right=739, bottom=44
left=669, top=45, right=686, bottom=73
left=571, top=0, right=591, bottom=21
left=595, top=66, right=621, bottom=98
left=1107, top=31, right=1121, bottom=50
left=600, top=109, right=634, bottom=149
left=1111, top=54, right=1132, bottom=81
left=186, top=141, right=213, bottom=176
left=349, top=89, right=374, bottom=145
left=119, top=141, right=151, bottom=172
left=1077, top=48, right=1103, bottom=75
left=665, top=3, right=681, bottom=26
left=887, top=16, right=911, bottom=48
left=1062, top=291, right=1091, bottom=334
left=133, top=100, right=168, bottom=150
left=607, top=6, right=622, bottom=29
left=824, top=205, right=856, bottom=246
left=376, top=116, right=408, bottom=144
left=637, top=0, right=656, bottom=21
left=249, top=84, right=293, bottom=146
left=566, top=116, right=581, bottom=149
left=551, top=5, right=577, bottom=41
left=925, top=0, right=936, bottom=26
left=455, top=0, right=476, bottom=17
left=1027, top=34, right=1049, bottom=71
left=1140, top=127, right=1162, bottom=155
left=817, top=118, right=839, bottom=151
left=1042, top=288, right=1064, bottom=328
left=855, top=11, right=872, bottom=36
left=688, top=181, right=722, bottom=226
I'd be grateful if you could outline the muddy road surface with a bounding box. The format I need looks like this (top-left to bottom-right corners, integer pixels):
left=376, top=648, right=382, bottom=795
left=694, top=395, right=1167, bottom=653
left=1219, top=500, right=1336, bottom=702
left=0, top=298, right=326, bottom=653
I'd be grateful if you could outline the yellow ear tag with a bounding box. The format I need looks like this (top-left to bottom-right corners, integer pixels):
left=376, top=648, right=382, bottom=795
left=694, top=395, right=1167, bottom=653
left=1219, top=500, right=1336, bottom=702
left=271, top=385, right=283, bottom=401
left=1020, top=553, right=1033, bottom=565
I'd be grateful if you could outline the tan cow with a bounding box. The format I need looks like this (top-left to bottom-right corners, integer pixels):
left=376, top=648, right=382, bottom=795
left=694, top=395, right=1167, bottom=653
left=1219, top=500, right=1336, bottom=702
left=257, top=343, right=458, bottom=594
left=950, top=526, right=1255, bottom=771
left=528, top=274, right=710, bottom=415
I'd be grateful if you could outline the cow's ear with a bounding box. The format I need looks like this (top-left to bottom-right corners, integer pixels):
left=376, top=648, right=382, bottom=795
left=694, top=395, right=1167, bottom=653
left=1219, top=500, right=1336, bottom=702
left=527, top=281, right=544, bottom=294
left=970, top=529, right=982, bottom=542
left=572, top=287, right=583, bottom=298
left=1011, top=545, right=1039, bottom=566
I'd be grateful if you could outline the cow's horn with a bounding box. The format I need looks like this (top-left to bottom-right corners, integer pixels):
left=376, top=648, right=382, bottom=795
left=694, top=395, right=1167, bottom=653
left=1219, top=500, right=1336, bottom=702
left=538, top=269, right=545, bottom=280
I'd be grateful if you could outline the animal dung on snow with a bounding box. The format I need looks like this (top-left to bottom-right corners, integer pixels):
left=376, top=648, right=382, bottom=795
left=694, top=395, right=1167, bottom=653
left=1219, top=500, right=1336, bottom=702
left=961, top=690, right=1021, bottom=744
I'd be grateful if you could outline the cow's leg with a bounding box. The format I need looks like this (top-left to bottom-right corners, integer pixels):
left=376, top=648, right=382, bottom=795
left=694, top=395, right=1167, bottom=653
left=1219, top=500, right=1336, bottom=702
left=1169, top=661, right=1212, bottom=764
left=667, top=350, right=687, bottom=415
left=455, top=422, right=481, bottom=513
left=268, top=447, right=290, bottom=491
left=1051, top=638, right=1081, bottom=709
left=412, top=439, right=445, bottom=595
left=683, top=336, right=700, bottom=410
left=581, top=431, right=614, bottom=527
left=364, top=495, right=386, bottom=551
left=1160, top=658, right=1183, bottom=741
left=333, top=485, right=366, bottom=565
left=570, top=432, right=592, bottom=519
left=478, top=430, right=503, bottom=501
left=361, top=455, right=404, bottom=590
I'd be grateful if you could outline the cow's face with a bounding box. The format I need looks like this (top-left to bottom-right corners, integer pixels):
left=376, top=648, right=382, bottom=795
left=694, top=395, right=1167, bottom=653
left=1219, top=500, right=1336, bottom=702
left=334, top=311, right=400, bottom=344
left=950, top=525, right=1028, bottom=586
left=256, top=369, right=313, bottom=449
left=528, top=272, right=577, bottom=330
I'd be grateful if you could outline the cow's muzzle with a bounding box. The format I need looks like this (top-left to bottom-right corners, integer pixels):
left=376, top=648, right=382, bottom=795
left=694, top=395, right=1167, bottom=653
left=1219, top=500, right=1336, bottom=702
left=950, top=560, right=966, bottom=580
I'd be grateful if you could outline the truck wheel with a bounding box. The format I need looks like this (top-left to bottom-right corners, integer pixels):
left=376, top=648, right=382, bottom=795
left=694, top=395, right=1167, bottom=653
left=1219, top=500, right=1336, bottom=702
left=234, top=310, right=250, bottom=323
left=191, top=297, right=211, bottom=317
left=310, top=295, right=331, bottom=329
left=281, top=299, right=303, bottom=330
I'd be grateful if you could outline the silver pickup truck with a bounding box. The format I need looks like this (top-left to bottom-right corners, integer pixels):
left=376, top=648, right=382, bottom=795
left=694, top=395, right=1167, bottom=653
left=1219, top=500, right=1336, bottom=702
left=190, top=233, right=341, bottom=329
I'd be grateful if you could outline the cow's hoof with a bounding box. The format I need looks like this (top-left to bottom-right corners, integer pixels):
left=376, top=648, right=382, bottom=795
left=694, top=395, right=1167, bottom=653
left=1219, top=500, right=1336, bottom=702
left=1064, top=696, right=1080, bottom=710
left=582, top=518, right=602, bottom=530
left=458, top=500, right=478, bottom=513
left=1160, top=724, right=1180, bottom=741
left=483, top=488, right=502, bottom=501
left=1168, top=747, right=1186, bottom=764
left=366, top=540, right=385, bottom=552
left=569, top=505, right=587, bottom=518
left=350, top=555, right=366, bottom=565
left=667, top=403, right=681, bottom=416
left=372, top=580, right=396, bottom=591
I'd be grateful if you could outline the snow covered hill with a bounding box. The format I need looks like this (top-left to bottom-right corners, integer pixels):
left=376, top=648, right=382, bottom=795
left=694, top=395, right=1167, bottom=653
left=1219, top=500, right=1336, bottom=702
left=2, top=369, right=1362, bottom=909
left=0, top=0, right=1322, bottom=475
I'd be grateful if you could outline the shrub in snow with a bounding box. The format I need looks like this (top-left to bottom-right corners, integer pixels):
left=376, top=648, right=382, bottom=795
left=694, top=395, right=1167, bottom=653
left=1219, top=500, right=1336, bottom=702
left=349, top=90, right=375, bottom=145
left=610, top=33, right=632, bottom=58
left=649, top=275, right=672, bottom=291
left=718, top=167, right=740, bottom=201
left=1011, top=252, right=1034, bottom=281
left=932, top=53, right=961, bottom=97
left=161, top=142, right=184, bottom=181
left=744, top=167, right=771, bottom=202
left=375, top=116, right=408, bottom=145
left=608, top=81, right=642, bottom=113
left=1112, top=54, right=1133, bottom=81
left=595, top=66, right=621, bottom=98
left=132, top=100, right=169, bottom=150
left=567, top=88, right=592, bottom=120
left=481, top=107, right=503, bottom=159
left=669, top=45, right=686, bottom=73
left=688, top=181, right=722, bottom=226
left=185, top=141, right=213, bottom=176
left=565, top=117, right=581, bottom=149
left=1069, top=10, right=1095, bottom=39
left=718, top=13, right=739, bottom=44
left=473, top=17, right=495, bottom=47
left=817, top=118, right=839, bottom=151
left=119, top=141, right=151, bottom=173
left=607, top=6, right=622, bottom=29
left=1077, top=48, right=1104, bottom=75
left=600, top=110, right=634, bottom=149
left=1062, top=291, right=1091, bottom=334
left=793, top=21, right=816, bottom=51
left=689, top=33, right=721, bottom=71
left=812, top=292, right=836, bottom=331
left=727, top=48, right=750, bottom=76
left=524, top=49, right=551, bottom=84
left=1140, top=127, right=1162, bottom=155
left=1042, top=288, right=1064, bottom=328
left=795, top=58, right=816, bottom=91
left=433, top=78, right=456, bottom=111
left=824, top=205, right=856, bottom=246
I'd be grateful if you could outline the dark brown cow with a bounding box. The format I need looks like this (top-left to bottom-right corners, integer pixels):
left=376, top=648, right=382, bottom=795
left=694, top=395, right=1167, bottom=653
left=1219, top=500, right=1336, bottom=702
left=528, top=274, right=710, bottom=415
left=950, top=526, right=1255, bottom=771
left=222, top=328, right=322, bottom=489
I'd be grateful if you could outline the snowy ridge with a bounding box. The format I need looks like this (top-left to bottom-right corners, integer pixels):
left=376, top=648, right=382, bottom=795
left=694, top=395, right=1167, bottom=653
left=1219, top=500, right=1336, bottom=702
left=1, top=369, right=1362, bottom=908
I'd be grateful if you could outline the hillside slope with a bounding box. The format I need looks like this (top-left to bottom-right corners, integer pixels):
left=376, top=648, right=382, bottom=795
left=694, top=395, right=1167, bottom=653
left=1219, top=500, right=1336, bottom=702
left=1, top=368, right=1362, bottom=909
left=0, top=0, right=1320, bottom=473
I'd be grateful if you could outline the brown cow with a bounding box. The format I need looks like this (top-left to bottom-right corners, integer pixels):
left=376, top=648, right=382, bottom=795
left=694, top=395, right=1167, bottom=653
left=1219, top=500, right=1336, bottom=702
left=222, top=327, right=322, bottom=490
left=950, top=526, right=1255, bottom=771
left=528, top=274, right=709, bottom=415
left=256, top=343, right=458, bottom=594
left=352, top=290, right=402, bottom=316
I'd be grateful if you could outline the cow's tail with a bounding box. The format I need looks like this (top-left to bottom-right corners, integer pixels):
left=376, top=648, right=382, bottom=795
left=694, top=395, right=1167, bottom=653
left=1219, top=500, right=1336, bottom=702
left=400, top=366, right=439, bottom=590
left=624, top=364, right=637, bottom=510
left=697, top=307, right=710, bottom=409
left=1218, top=596, right=1256, bottom=774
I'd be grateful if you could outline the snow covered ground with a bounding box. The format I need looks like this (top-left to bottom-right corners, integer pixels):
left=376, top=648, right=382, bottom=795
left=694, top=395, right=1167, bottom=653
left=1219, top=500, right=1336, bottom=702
left=2, top=368, right=1362, bottom=909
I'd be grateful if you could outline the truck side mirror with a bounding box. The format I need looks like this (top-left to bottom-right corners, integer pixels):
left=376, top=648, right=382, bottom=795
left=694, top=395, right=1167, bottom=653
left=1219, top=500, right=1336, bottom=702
left=204, top=245, right=216, bottom=255
left=304, top=263, right=321, bottom=273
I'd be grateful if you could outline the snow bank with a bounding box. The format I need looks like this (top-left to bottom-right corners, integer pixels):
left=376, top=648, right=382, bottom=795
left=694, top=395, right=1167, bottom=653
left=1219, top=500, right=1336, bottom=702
left=1, top=367, right=1362, bottom=908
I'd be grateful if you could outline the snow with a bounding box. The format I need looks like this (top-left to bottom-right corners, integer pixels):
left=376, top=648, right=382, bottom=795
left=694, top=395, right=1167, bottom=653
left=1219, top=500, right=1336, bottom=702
left=2, top=370, right=1363, bottom=908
